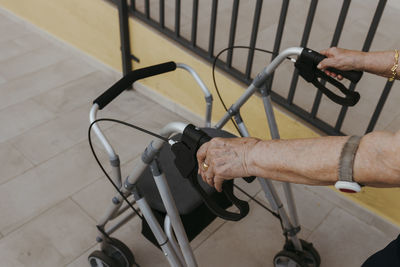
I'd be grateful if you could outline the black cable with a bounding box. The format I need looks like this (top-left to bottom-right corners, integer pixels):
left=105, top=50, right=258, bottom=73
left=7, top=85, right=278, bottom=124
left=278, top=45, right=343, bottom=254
left=88, top=118, right=172, bottom=221
left=233, top=184, right=287, bottom=239
left=212, top=46, right=279, bottom=136
left=233, top=184, right=279, bottom=218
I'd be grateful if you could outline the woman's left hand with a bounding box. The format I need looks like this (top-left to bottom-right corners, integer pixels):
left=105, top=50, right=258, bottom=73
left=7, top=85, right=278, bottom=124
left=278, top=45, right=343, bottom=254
left=196, top=137, right=260, bottom=192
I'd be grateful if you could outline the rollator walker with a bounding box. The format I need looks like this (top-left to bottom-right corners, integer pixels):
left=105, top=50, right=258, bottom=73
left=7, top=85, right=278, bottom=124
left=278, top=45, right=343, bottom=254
left=88, top=47, right=363, bottom=267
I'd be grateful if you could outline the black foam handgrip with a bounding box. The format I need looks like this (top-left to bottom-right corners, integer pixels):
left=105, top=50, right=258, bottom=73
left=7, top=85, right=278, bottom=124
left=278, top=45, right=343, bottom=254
left=301, top=48, right=363, bottom=84
left=94, top=61, right=176, bottom=109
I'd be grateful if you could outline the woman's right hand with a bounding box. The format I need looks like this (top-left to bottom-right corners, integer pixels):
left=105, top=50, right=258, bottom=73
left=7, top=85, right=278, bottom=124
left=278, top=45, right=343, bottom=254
left=318, top=47, right=365, bottom=80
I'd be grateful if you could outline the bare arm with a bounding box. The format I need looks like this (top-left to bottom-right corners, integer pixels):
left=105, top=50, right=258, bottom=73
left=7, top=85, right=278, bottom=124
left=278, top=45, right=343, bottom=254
left=318, top=47, right=399, bottom=80
left=197, top=131, right=400, bottom=192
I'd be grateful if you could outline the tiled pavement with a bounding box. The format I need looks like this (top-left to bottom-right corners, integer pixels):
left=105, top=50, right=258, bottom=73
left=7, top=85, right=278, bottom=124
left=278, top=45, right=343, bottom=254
left=0, top=6, right=399, bottom=267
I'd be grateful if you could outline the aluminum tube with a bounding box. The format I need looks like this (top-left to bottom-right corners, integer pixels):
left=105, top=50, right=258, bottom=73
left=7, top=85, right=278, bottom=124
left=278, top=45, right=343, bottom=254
left=89, top=104, right=117, bottom=158
left=176, top=63, right=211, bottom=98
left=257, top=179, right=292, bottom=229
left=153, top=171, right=197, bottom=267
left=111, top=165, right=122, bottom=189
left=262, top=94, right=300, bottom=227
left=137, top=198, right=183, bottom=267
left=97, top=200, right=123, bottom=227
left=215, top=47, right=303, bottom=129
left=126, top=122, right=188, bottom=186
left=106, top=210, right=137, bottom=236
left=261, top=94, right=280, bottom=140
left=205, top=101, right=212, bottom=127
left=282, top=182, right=300, bottom=228
left=164, top=216, right=186, bottom=266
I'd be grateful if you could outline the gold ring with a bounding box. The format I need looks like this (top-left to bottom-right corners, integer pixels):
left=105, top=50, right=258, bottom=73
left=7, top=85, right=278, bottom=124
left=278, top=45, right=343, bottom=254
left=202, top=162, right=209, bottom=171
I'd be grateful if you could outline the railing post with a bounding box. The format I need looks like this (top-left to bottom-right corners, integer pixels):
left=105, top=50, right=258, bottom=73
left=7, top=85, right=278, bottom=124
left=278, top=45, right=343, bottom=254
left=117, top=0, right=133, bottom=76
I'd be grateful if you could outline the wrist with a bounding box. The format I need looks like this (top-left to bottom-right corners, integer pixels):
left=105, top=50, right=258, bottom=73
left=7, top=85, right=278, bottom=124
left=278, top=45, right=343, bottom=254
left=354, top=51, right=367, bottom=71
left=244, top=138, right=261, bottom=176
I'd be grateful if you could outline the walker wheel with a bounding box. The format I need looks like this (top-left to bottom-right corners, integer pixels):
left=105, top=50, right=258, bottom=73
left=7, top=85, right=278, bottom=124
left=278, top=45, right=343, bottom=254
left=88, top=250, right=118, bottom=267
left=274, top=250, right=307, bottom=267
left=102, top=238, right=137, bottom=267
left=274, top=239, right=320, bottom=267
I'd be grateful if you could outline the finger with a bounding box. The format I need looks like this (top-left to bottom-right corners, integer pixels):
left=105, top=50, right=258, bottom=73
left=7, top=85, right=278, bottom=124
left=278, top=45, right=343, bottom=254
left=196, top=142, right=209, bottom=167
left=214, top=177, right=224, bottom=192
left=319, top=49, right=327, bottom=56
left=317, top=58, right=337, bottom=70
left=206, top=175, right=214, bottom=187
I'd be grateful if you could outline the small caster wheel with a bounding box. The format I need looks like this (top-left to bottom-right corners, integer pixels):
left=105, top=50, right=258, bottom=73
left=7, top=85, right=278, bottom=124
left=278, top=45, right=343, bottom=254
left=88, top=250, right=118, bottom=267
left=298, top=239, right=320, bottom=267
left=102, top=238, right=137, bottom=267
left=279, top=239, right=320, bottom=267
left=274, top=250, right=307, bottom=267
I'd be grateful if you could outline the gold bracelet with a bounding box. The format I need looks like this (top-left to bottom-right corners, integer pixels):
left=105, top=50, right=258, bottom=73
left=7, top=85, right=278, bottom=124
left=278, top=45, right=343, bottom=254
left=389, top=49, right=399, bottom=82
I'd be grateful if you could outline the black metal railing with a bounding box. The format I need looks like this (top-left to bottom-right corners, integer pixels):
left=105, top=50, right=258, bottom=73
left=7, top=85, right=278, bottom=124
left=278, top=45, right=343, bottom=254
left=115, top=0, right=394, bottom=136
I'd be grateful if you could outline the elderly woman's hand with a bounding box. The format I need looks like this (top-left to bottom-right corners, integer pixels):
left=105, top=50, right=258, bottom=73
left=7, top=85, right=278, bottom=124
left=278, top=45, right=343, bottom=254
left=196, top=137, right=260, bottom=192
left=318, top=47, right=366, bottom=80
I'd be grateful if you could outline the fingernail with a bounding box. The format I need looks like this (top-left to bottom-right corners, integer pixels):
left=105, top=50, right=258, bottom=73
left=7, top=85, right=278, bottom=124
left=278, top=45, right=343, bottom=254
left=317, top=63, right=322, bottom=69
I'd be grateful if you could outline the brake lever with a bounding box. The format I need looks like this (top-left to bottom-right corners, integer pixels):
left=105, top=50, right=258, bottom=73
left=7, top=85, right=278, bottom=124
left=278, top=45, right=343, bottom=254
left=171, top=124, right=249, bottom=221
left=294, top=48, right=363, bottom=107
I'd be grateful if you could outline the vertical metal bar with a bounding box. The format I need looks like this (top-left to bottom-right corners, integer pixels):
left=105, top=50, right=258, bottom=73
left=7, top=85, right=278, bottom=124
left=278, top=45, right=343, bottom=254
left=159, top=0, right=165, bottom=28
left=117, top=0, right=132, bottom=76
left=131, top=0, right=136, bottom=11
left=145, top=0, right=150, bottom=19
left=335, top=0, right=387, bottom=132
left=175, top=0, right=181, bottom=37
left=191, top=0, right=199, bottom=46
left=208, top=0, right=218, bottom=58
left=366, top=81, right=394, bottom=133
left=264, top=0, right=290, bottom=93
left=226, top=0, right=239, bottom=68
left=287, top=0, right=318, bottom=104
left=310, top=0, right=351, bottom=118
left=245, top=0, right=263, bottom=80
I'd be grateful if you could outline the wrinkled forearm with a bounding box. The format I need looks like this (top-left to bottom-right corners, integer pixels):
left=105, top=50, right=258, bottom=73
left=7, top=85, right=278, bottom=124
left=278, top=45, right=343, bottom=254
left=246, top=132, right=400, bottom=187
left=362, top=51, right=399, bottom=79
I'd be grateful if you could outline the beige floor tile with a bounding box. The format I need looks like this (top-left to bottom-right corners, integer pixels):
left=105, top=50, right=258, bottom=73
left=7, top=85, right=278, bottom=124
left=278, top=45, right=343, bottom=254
left=32, top=71, right=118, bottom=115
left=0, top=11, right=16, bottom=25
left=10, top=109, right=82, bottom=165
left=0, top=199, right=96, bottom=267
left=0, top=57, right=95, bottom=110
left=110, top=216, right=169, bottom=267
left=255, top=181, right=335, bottom=231
left=0, top=45, right=71, bottom=81
left=0, top=141, right=33, bottom=185
left=65, top=245, right=96, bottom=267
left=0, top=20, right=28, bottom=44
left=72, top=176, right=123, bottom=222
left=0, top=141, right=107, bottom=235
left=305, top=185, right=400, bottom=239
left=10, top=101, right=140, bottom=166
left=0, top=99, right=55, bottom=143
left=12, top=32, right=51, bottom=51
left=0, top=39, right=31, bottom=62
left=0, top=33, right=49, bottom=62
left=194, top=201, right=293, bottom=267
left=234, top=178, right=262, bottom=201
left=308, top=208, right=393, bottom=267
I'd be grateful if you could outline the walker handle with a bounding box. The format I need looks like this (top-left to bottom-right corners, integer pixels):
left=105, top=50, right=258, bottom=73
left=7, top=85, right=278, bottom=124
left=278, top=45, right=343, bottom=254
left=93, top=61, right=176, bottom=109
left=301, top=48, right=363, bottom=83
